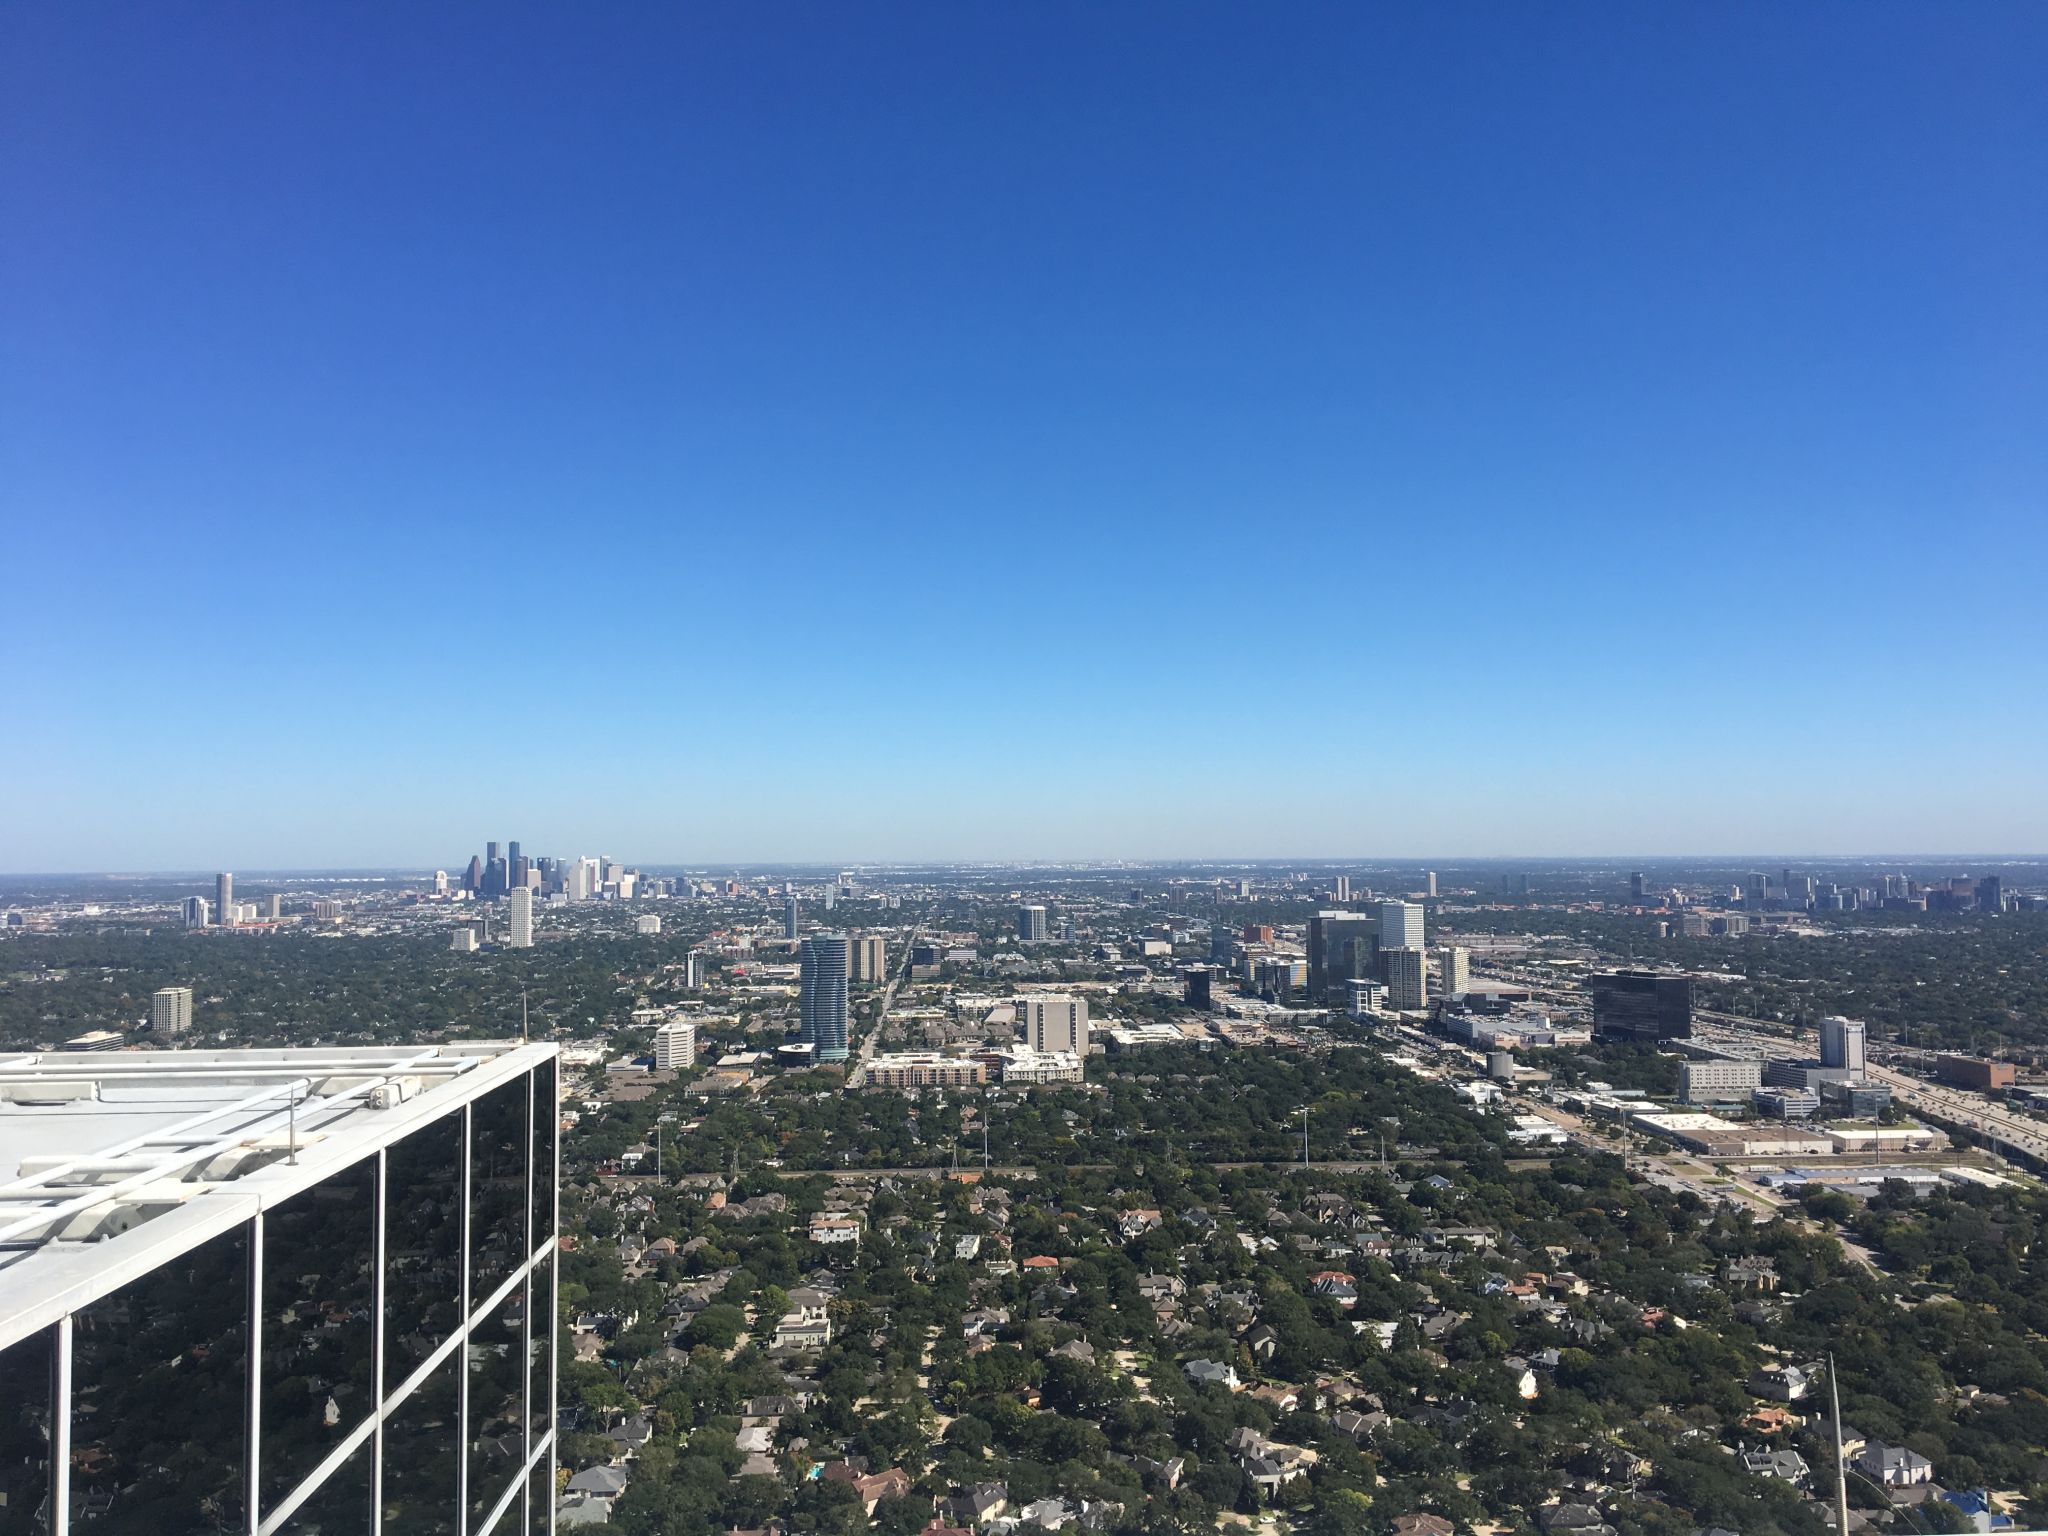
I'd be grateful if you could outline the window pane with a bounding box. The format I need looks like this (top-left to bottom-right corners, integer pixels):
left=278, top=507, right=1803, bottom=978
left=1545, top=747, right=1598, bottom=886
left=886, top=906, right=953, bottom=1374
left=526, top=1455, right=548, bottom=1536
left=470, top=1078, right=530, bottom=1302
left=530, top=1060, right=556, bottom=1260
left=70, top=1221, right=250, bottom=1534
left=468, top=1279, right=527, bottom=1532
left=0, top=1327, right=53, bottom=1535
left=379, top=1360, right=457, bottom=1536
left=276, top=1434, right=370, bottom=1535
left=260, top=1155, right=377, bottom=1515
left=528, top=1253, right=554, bottom=1454
left=384, top=1109, right=463, bottom=1386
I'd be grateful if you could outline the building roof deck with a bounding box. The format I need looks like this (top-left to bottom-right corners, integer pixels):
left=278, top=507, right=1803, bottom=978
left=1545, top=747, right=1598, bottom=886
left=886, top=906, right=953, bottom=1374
left=0, top=1041, right=553, bottom=1346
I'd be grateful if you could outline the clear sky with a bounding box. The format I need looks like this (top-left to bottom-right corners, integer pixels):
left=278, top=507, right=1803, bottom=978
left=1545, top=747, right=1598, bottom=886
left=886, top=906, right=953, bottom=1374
left=4, top=4, right=2045, bottom=871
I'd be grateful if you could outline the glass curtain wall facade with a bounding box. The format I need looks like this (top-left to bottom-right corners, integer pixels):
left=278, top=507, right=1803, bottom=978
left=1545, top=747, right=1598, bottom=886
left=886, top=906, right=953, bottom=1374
left=0, top=1053, right=559, bottom=1536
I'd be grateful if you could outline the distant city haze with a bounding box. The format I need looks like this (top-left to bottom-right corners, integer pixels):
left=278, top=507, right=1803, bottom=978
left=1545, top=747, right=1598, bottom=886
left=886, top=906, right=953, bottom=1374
left=4, top=6, right=2044, bottom=870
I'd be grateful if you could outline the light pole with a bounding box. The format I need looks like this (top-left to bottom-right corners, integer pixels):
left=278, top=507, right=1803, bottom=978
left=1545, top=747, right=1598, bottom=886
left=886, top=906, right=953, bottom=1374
left=1298, top=1106, right=1310, bottom=1170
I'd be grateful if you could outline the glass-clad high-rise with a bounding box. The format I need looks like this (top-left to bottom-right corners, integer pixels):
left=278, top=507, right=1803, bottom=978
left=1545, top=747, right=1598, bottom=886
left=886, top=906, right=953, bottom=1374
left=0, top=1040, right=558, bottom=1536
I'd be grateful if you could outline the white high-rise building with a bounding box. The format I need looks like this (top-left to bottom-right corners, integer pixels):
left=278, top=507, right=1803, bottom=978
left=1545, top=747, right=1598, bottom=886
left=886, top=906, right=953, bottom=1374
left=451, top=927, right=480, bottom=952
left=265, top=894, right=282, bottom=921
left=182, top=896, right=210, bottom=929
left=1436, top=945, right=1470, bottom=996
left=636, top=914, right=661, bottom=935
left=507, top=888, right=534, bottom=948
left=1018, top=905, right=1048, bottom=942
left=1018, top=994, right=1088, bottom=1055
left=654, top=1019, right=697, bottom=1070
left=215, top=873, right=234, bottom=927
left=1819, top=1016, right=1867, bottom=1076
left=1333, top=875, right=1351, bottom=902
left=1377, top=899, right=1425, bottom=952
left=433, top=869, right=449, bottom=894
left=152, top=985, right=193, bottom=1037
left=685, top=950, right=706, bottom=987
left=567, top=857, right=600, bottom=902
left=1425, top=870, right=1438, bottom=898
left=1384, top=947, right=1427, bottom=1011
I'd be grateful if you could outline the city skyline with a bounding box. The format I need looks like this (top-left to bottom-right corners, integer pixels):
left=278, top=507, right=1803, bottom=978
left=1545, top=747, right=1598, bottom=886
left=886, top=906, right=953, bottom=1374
left=5, top=5, right=2046, bottom=870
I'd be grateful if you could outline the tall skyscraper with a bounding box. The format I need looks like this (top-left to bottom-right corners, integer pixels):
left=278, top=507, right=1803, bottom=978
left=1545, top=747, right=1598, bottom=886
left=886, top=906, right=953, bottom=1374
left=1384, top=948, right=1427, bottom=1011
left=1591, top=971, right=1694, bottom=1042
left=799, top=934, right=851, bottom=1061
left=1376, top=899, right=1425, bottom=954
left=1333, top=875, right=1351, bottom=902
left=152, top=985, right=192, bottom=1037
left=1819, top=1016, right=1867, bottom=1076
left=785, top=895, right=800, bottom=940
left=1018, top=994, right=1088, bottom=1055
left=1745, top=872, right=1770, bottom=908
left=1630, top=871, right=1647, bottom=902
left=507, top=887, right=534, bottom=948
left=1018, top=905, right=1048, bottom=942
left=1436, top=945, right=1470, bottom=996
left=1308, top=911, right=1379, bottom=1003
left=0, top=1041, right=558, bottom=1536
left=1424, top=870, right=1438, bottom=899
left=685, top=950, right=707, bottom=988
left=182, top=896, right=210, bottom=929
left=265, top=894, right=282, bottom=921
left=463, top=855, right=483, bottom=894
left=434, top=869, right=449, bottom=894
left=852, top=934, right=887, bottom=983
left=215, top=873, right=234, bottom=927
left=1978, top=876, right=2006, bottom=912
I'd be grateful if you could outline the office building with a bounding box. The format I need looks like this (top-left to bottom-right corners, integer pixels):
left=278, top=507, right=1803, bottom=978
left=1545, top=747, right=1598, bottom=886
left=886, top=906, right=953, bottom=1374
left=1979, top=876, right=2006, bottom=913
left=1017, top=905, right=1048, bottom=942
left=266, top=894, right=283, bottom=921
left=1208, top=926, right=1235, bottom=966
left=1680, top=1059, right=1764, bottom=1104
left=1333, top=875, right=1351, bottom=902
left=215, top=872, right=234, bottom=927
left=61, top=1030, right=124, bottom=1052
left=1308, top=910, right=1379, bottom=1003
left=1384, top=947, right=1427, bottom=1011
left=1820, top=1078, right=1892, bottom=1118
left=507, top=888, right=534, bottom=948
left=183, top=896, right=210, bottom=929
left=435, top=869, right=450, bottom=894
left=636, top=914, right=661, bottom=936
left=151, top=985, right=193, bottom=1038
left=1018, top=994, right=1088, bottom=1056
left=784, top=895, right=800, bottom=940
left=1436, top=945, right=1470, bottom=997
left=1345, top=977, right=1387, bottom=1018
left=452, top=926, right=480, bottom=952
left=1819, top=1016, right=1867, bottom=1076
left=463, top=855, right=483, bottom=895
left=799, top=933, right=851, bottom=1061
left=653, top=1019, right=697, bottom=1071
left=1377, top=899, right=1424, bottom=955
left=685, top=950, right=707, bottom=988
left=1590, top=970, right=1693, bottom=1042
left=1745, top=872, right=1770, bottom=908
left=1182, top=965, right=1215, bottom=1010
left=1630, top=871, right=1646, bottom=902
left=312, top=899, right=342, bottom=923
left=0, top=1041, right=559, bottom=1536
left=1424, top=870, right=1438, bottom=899
left=851, top=934, right=886, bottom=984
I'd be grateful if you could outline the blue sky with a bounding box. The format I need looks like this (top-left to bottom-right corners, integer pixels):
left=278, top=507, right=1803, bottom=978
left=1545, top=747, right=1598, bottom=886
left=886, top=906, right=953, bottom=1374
left=3, top=4, right=2044, bottom=869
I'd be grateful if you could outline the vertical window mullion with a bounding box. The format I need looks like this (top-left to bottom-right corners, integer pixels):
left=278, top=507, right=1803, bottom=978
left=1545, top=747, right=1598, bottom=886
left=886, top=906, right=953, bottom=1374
left=457, top=1102, right=471, bottom=1533
left=247, top=1214, right=264, bottom=1536
left=53, top=1316, right=72, bottom=1536
left=372, top=1147, right=388, bottom=1536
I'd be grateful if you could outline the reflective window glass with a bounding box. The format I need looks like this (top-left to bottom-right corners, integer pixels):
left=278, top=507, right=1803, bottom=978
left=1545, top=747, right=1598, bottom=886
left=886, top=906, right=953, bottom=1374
left=526, top=1455, right=549, bottom=1536
left=379, top=1359, right=457, bottom=1536
left=470, top=1078, right=529, bottom=1302
left=467, top=1278, right=527, bottom=1532
left=384, top=1110, right=463, bottom=1387
left=530, top=1060, right=557, bottom=1257
left=0, top=1326, right=53, bottom=1535
left=260, top=1155, right=377, bottom=1515
left=70, top=1221, right=249, bottom=1533
left=528, top=1253, right=553, bottom=1453
left=276, top=1434, right=370, bottom=1535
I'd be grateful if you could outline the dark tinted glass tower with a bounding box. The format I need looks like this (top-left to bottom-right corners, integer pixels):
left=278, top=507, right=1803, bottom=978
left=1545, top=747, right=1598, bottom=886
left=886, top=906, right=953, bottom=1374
left=1591, top=971, right=1693, bottom=1041
left=799, top=933, right=851, bottom=1061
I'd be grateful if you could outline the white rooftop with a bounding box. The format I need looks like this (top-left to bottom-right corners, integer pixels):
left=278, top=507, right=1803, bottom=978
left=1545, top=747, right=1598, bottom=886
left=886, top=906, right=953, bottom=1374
left=0, top=1041, right=553, bottom=1345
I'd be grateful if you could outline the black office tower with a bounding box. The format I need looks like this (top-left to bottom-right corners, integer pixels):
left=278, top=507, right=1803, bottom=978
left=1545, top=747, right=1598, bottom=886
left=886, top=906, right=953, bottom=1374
left=1591, top=970, right=1693, bottom=1041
